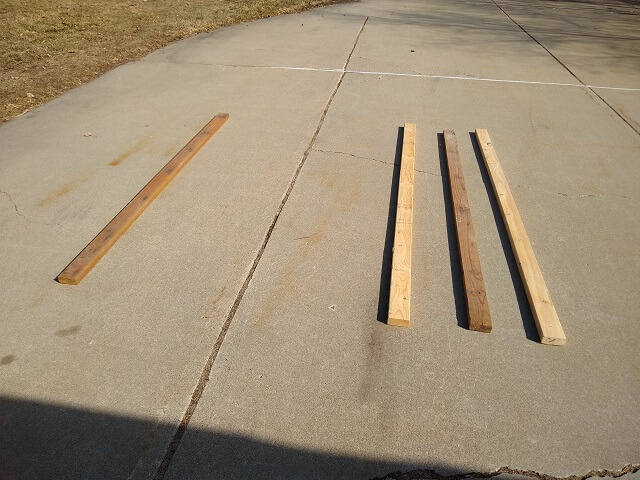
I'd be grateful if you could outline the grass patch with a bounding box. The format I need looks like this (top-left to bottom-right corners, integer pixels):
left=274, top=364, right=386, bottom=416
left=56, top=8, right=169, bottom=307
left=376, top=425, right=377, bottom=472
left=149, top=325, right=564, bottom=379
left=0, top=0, right=338, bottom=123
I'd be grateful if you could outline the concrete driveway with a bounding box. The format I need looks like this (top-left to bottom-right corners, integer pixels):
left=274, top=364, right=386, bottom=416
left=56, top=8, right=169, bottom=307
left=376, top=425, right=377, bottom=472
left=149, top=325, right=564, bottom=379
left=1, top=0, right=638, bottom=479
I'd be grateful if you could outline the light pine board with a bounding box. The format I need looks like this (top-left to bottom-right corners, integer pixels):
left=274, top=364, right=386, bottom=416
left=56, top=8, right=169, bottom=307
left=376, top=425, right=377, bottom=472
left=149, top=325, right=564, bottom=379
left=388, top=124, right=416, bottom=327
left=475, top=128, right=566, bottom=345
left=57, top=113, right=229, bottom=285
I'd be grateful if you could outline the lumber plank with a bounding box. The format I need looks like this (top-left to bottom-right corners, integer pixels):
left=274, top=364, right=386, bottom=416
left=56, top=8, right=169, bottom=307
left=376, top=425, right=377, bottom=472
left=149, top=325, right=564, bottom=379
left=443, top=130, right=491, bottom=333
left=56, top=113, right=229, bottom=285
left=388, top=123, right=416, bottom=327
left=475, top=128, right=566, bottom=345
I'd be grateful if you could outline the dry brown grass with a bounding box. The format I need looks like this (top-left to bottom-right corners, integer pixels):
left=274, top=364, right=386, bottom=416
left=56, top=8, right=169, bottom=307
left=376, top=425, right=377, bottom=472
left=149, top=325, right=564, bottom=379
left=0, top=0, right=338, bottom=123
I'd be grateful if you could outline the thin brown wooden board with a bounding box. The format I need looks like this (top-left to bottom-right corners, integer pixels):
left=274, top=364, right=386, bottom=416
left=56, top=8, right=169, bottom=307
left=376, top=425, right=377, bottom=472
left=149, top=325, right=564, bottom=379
left=56, top=113, right=229, bottom=285
left=388, top=123, right=415, bottom=327
left=443, top=130, right=491, bottom=333
left=475, top=128, right=566, bottom=345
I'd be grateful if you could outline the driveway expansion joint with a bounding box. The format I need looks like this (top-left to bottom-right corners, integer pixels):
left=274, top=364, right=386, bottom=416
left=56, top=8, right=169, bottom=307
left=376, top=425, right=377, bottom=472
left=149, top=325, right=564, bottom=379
left=371, top=463, right=640, bottom=480
left=152, top=15, right=369, bottom=480
left=491, top=0, right=640, bottom=136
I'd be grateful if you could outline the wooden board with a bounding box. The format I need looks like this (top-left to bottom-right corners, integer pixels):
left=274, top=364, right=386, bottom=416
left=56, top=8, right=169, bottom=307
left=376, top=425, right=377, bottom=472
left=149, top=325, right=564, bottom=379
left=475, top=128, right=566, bottom=345
left=388, top=124, right=415, bottom=327
left=56, top=113, right=229, bottom=285
left=443, top=130, right=491, bottom=333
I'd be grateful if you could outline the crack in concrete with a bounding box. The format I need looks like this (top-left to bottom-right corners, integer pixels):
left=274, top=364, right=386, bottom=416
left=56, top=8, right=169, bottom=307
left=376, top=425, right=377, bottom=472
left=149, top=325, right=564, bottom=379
left=511, top=185, right=636, bottom=203
left=0, top=189, right=27, bottom=220
left=294, top=232, right=319, bottom=240
left=1, top=188, right=55, bottom=226
left=371, top=463, right=640, bottom=480
left=575, top=193, right=633, bottom=201
left=553, top=191, right=635, bottom=202
left=312, top=148, right=441, bottom=177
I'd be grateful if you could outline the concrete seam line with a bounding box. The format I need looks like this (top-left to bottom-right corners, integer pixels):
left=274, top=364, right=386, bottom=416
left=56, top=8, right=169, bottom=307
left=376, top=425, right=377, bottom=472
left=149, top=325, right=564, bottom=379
left=490, top=0, right=640, bottom=136
left=208, top=63, right=640, bottom=92
left=371, top=463, right=640, bottom=480
left=151, top=16, right=368, bottom=480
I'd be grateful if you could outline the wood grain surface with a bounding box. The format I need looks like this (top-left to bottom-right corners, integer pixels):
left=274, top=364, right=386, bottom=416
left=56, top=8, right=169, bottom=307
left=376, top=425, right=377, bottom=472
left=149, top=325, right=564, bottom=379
left=475, top=128, right=566, bottom=345
left=57, top=113, right=229, bottom=285
left=388, top=124, right=416, bottom=327
left=444, top=130, right=491, bottom=332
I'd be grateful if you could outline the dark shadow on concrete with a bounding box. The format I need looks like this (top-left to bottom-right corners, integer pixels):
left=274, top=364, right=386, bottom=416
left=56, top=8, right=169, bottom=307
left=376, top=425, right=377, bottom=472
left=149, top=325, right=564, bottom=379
left=468, top=132, right=539, bottom=342
left=0, top=395, right=467, bottom=480
left=376, top=127, right=403, bottom=324
left=437, top=133, right=468, bottom=330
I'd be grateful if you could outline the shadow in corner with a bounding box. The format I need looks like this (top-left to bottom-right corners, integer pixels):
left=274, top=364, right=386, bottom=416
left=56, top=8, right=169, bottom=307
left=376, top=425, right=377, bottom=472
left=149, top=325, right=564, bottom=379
left=0, top=395, right=469, bottom=480
left=376, top=127, right=403, bottom=324
left=436, top=133, right=469, bottom=330
left=468, top=132, right=539, bottom=342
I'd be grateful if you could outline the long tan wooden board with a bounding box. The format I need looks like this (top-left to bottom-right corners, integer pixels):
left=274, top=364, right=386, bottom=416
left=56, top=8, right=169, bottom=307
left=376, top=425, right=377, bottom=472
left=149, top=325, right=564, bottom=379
left=57, top=113, right=229, bottom=285
left=443, top=131, right=491, bottom=333
left=475, top=128, right=566, bottom=345
left=388, top=124, right=415, bottom=327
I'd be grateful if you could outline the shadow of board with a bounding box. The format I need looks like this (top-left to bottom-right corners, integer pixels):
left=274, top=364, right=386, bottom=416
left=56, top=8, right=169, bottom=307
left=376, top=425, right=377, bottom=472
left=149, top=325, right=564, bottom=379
left=376, top=126, right=403, bottom=324
left=0, top=395, right=474, bottom=480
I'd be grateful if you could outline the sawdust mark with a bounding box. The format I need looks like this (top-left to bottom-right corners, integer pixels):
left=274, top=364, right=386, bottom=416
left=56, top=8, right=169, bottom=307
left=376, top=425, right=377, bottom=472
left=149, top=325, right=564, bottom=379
left=109, top=136, right=152, bottom=167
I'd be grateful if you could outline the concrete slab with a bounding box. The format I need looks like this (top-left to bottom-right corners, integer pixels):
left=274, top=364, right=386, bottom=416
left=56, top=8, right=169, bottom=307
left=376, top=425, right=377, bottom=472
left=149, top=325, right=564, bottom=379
left=165, top=71, right=640, bottom=479
left=143, top=10, right=365, bottom=69
left=1, top=0, right=638, bottom=479
left=493, top=0, right=640, bottom=128
left=0, top=56, right=340, bottom=480
left=346, top=0, right=579, bottom=84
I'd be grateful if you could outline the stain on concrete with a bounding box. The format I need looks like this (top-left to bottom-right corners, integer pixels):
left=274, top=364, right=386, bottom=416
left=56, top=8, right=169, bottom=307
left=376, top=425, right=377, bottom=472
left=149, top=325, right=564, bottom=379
left=1, top=354, right=16, bottom=366
left=55, top=325, right=81, bottom=337
left=255, top=171, right=361, bottom=326
left=109, top=136, right=151, bottom=167
left=30, top=288, right=52, bottom=308
left=211, top=287, right=227, bottom=310
left=163, top=144, right=181, bottom=158
left=38, top=175, right=88, bottom=207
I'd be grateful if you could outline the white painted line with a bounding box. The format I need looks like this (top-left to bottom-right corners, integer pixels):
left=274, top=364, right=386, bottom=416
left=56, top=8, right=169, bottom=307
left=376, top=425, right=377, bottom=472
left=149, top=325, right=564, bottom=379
left=216, top=64, right=640, bottom=92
